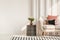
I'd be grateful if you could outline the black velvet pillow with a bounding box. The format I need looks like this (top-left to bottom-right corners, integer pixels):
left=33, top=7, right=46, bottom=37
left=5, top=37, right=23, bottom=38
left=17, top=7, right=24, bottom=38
left=48, top=20, right=55, bottom=25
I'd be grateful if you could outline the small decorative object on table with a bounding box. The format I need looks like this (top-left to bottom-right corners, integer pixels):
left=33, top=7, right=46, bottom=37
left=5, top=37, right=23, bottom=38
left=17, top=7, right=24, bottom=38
left=27, top=17, right=36, bottom=36
left=28, top=17, right=34, bottom=25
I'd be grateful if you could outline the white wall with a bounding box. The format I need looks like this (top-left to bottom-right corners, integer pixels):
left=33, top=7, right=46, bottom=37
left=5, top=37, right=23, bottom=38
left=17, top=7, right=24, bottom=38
left=0, top=0, right=32, bottom=38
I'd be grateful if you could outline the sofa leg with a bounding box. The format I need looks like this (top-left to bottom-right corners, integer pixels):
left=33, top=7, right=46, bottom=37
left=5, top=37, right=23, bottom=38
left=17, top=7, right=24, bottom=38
left=42, top=32, right=44, bottom=36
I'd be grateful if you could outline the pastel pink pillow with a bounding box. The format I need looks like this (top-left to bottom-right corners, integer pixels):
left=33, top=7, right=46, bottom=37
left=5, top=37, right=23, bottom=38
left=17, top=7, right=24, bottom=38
left=47, top=15, right=57, bottom=20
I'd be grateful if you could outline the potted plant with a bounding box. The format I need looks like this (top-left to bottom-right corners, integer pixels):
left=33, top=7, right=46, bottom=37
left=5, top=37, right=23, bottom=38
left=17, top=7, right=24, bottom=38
left=28, top=17, right=34, bottom=25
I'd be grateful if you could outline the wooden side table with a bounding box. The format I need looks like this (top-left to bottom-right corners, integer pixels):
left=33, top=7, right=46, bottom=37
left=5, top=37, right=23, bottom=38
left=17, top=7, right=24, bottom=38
left=27, top=25, right=36, bottom=36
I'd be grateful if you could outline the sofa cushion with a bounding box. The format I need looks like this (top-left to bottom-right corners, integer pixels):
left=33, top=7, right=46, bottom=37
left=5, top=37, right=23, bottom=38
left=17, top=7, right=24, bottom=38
left=47, top=15, right=57, bottom=20
left=55, top=16, right=60, bottom=26
left=48, top=20, right=55, bottom=25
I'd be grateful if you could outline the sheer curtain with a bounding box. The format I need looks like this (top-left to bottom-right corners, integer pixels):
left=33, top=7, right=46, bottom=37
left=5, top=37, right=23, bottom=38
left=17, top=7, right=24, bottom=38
left=31, top=0, right=59, bottom=36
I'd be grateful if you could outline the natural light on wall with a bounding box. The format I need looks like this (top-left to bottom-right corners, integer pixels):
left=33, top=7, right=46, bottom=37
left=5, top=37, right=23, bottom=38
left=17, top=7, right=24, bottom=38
left=40, top=0, right=59, bottom=17
left=51, top=0, right=58, bottom=16
left=32, top=0, right=60, bottom=23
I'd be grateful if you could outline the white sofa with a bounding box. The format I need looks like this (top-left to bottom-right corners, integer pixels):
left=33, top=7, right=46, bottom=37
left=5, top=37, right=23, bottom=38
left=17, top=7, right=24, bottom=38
left=39, top=17, right=60, bottom=36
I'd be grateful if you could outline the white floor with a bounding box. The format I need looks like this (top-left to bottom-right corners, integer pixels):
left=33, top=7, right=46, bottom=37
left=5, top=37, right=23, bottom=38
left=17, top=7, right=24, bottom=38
left=0, top=34, right=12, bottom=40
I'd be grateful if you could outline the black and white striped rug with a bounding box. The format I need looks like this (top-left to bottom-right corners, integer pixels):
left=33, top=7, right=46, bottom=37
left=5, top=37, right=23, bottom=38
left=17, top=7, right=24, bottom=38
left=12, top=36, right=60, bottom=40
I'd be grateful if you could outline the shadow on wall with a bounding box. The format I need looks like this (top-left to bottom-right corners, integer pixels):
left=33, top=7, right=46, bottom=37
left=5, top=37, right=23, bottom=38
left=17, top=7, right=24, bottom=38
left=19, top=25, right=27, bottom=36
